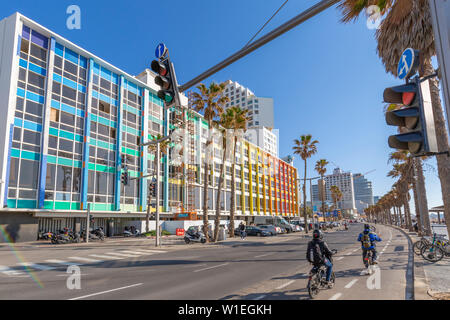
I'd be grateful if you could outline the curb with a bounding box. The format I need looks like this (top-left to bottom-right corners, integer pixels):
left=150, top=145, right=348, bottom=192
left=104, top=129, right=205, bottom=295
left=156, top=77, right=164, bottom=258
left=385, top=224, right=433, bottom=300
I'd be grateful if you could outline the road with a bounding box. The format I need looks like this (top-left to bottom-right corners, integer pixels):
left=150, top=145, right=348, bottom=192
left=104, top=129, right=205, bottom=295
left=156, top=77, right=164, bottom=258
left=0, top=223, right=412, bottom=300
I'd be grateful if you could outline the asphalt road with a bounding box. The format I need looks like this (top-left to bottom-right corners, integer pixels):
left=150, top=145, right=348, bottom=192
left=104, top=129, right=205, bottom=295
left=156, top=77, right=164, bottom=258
left=0, top=223, right=412, bottom=300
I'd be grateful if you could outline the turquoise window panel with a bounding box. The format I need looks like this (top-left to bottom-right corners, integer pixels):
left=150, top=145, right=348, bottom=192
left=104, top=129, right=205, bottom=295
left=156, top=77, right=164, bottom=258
left=28, top=62, right=46, bottom=76
left=55, top=42, right=64, bottom=57
left=23, top=120, right=42, bottom=132
left=64, top=47, right=79, bottom=65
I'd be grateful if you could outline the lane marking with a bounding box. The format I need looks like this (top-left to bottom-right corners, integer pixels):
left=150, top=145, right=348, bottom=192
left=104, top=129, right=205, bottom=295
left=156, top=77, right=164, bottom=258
left=45, top=259, right=82, bottom=266
left=68, top=257, right=103, bottom=263
left=0, top=265, right=25, bottom=276
left=18, top=262, right=56, bottom=271
left=130, top=249, right=167, bottom=254
left=329, top=293, right=342, bottom=300
left=254, top=295, right=266, bottom=300
left=193, top=263, right=229, bottom=273
left=68, top=283, right=143, bottom=300
left=344, top=279, right=358, bottom=289
left=119, top=250, right=155, bottom=255
left=105, top=252, right=140, bottom=258
left=276, top=280, right=295, bottom=290
left=335, top=257, right=344, bottom=261
left=89, top=254, right=124, bottom=260
left=254, top=252, right=274, bottom=258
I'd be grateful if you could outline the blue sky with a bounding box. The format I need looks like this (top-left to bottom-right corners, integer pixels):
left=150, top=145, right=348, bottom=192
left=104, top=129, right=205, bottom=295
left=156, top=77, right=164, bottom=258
left=3, top=0, right=446, bottom=210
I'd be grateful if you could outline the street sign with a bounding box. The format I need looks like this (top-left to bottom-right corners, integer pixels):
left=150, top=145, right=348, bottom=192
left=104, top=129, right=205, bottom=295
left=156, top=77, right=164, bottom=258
left=397, top=48, right=419, bottom=80
left=155, top=43, right=167, bottom=59
left=429, top=0, right=450, bottom=139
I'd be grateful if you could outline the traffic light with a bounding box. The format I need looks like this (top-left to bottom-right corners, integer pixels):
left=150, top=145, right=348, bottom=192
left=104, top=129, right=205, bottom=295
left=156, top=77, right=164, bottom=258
left=121, top=169, right=129, bottom=185
left=384, top=77, right=438, bottom=156
left=149, top=182, right=156, bottom=197
left=151, top=59, right=178, bottom=107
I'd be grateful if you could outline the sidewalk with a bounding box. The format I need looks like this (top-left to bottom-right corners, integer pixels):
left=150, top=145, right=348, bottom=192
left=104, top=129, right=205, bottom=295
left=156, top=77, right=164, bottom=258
left=389, top=224, right=450, bottom=300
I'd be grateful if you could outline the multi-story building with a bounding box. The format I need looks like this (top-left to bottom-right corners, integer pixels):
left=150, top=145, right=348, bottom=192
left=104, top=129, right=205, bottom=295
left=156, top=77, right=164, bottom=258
left=373, top=196, right=380, bottom=204
left=312, top=168, right=356, bottom=212
left=353, top=173, right=374, bottom=206
left=244, top=127, right=278, bottom=157
left=0, top=13, right=299, bottom=242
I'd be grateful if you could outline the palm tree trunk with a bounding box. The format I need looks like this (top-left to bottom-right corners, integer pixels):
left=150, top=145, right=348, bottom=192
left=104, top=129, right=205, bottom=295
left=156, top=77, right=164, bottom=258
left=404, top=195, right=412, bottom=231
left=214, top=138, right=227, bottom=242
left=303, top=159, right=308, bottom=233
left=423, top=59, right=450, bottom=239
left=203, top=153, right=210, bottom=242
left=415, top=158, right=432, bottom=236
left=411, top=176, right=422, bottom=233
left=229, top=137, right=237, bottom=238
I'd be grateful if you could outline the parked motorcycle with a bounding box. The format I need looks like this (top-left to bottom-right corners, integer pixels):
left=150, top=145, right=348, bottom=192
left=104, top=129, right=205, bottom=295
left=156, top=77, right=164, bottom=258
left=184, top=230, right=206, bottom=244
left=123, top=226, right=141, bottom=237
left=81, top=227, right=105, bottom=241
left=50, top=228, right=80, bottom=244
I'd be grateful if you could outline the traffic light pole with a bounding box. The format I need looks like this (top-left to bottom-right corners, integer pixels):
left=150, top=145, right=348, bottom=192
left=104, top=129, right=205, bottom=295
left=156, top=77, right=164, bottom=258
left=178, top=0, right=340, bottom=92
left=156, top=142, right=161, bottom=247
left=86, top=203, right=90, bottom=243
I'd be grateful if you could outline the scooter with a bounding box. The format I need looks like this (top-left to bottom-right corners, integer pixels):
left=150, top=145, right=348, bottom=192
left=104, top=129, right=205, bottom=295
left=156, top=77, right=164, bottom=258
left=184, top=230, right=206, bottom=244
left=123, top=226, right=141, bottom=237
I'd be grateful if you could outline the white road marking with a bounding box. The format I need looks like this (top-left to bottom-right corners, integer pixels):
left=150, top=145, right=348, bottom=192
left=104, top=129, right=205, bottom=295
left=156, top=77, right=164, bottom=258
left=18, top=262, right=56, bottom=271
left=0, top=265, right=25, bottom=276
left=254, top=252, right=274, bottom=258
left=68, top=283, right=143, bottom=300
left=130, top=249, right=167, bottom=254
left=329, top=293, right=342, bottom=300
left=253, top=295, right=266, bottom=300
left=276, top=280, right=295, bottom=290
left=344, top=279, right=358, bottom=289
left=360, top=270, right=368, bottom=275
left=345, top=252, right=352, bottom=256
left=335, top=257, right=344, bottom=261
left=89, top=254, right=124, bottom=260
left=193, top=263, right=229, bottom=273
left=45, top=259, right=82, bottom=266
left=68, top=256, right=103, bottom=263
left=105, top=252, right=140, bottom=257
left=119, top=250, right=155, bottom=255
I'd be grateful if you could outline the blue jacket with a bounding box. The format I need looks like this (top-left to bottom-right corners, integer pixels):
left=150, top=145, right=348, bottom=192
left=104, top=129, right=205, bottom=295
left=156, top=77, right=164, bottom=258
left=358, top=231, right=382, bottom=250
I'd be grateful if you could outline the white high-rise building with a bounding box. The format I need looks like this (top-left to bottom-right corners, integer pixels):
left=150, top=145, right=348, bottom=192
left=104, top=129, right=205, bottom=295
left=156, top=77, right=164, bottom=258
left=223, top=80, right=277, bottom=156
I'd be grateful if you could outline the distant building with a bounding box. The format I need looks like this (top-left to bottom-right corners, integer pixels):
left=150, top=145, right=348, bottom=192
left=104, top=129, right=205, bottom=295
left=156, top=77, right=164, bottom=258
left=353, top=173, right=374, bottom=205
left=373, top=196, right=380, bottom=204
left=244, top=126, right=278, bottom=157
left=355, top=200, right=369, bottom=214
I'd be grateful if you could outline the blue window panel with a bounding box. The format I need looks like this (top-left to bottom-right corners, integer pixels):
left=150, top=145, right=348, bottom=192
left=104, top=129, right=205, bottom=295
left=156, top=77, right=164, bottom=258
left=92, top=90, right=98, bottom=99
left=14, top=118, right=23, bottom=127
left=64, top=47, right=79, bottom=65
left=99, top=93, right=111, bottom=104
left=31, top=30, right=48, bottom=49
left=17, top=87, right=25, bottom=98
left=26, top=91, right=45, bottom=104
left=79, top=56, right=87, bottom=68
left=23, top=120, right=42, bottom=132
left=61, top=103, right=76, bottom=116
left=97, top=116, right=110, bottom=127
left=62, top=77, right=77, bottom=90
left=22, top=25, right=31, bottom=40
left=55, top=42, right=64, bottom=57
left=93, top=62, right=100, bottom=75
left=19, top=58, right=28, bottom=69
left=126, top=80, right=138, bottom=94
left=112, top=99, right=118, bottom=107
left=77, top=84, right=86, bottom=93
left=76, top=108, right=84, bottom=117
left=112, top=73, right=119, bottom=84
left=28, top=62, right=46, bottom=76
left=100, top=67, right=112, bottom=81
left=53, top=73, right=62, bottom=83
left=51, top=99, right=60, bottom=109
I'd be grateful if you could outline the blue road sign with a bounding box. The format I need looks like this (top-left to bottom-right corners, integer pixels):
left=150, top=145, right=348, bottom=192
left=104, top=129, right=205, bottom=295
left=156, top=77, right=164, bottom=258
left=313, top=205, right=317, bottom=212
left=155, top=43, right=167, bottom=59
left=397, top=48, right=418, bottom=80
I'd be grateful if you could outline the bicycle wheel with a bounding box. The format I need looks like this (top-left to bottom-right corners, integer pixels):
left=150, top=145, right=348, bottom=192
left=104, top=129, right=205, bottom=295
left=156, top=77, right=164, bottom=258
left=421, top=244, right=445, bottom=262
left=308, top=277, right=320, bottom=299
left=328, top=272, right=336, bottom=289
left=413, top=240, right=424, bottom=255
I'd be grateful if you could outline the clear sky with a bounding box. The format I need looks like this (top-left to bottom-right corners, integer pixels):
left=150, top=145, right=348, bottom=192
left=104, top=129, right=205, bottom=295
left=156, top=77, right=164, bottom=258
left=2, top=0, right=447, bottom=211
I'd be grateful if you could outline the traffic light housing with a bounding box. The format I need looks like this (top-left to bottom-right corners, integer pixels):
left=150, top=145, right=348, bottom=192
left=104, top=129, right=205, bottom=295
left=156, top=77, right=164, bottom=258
left=121, top=169, right=129, bottom=185
left=149, top=182, right=156, bottom=197
left=151, top=59, right=178, bottom=107
left=384, top=77, right=438, bottom=156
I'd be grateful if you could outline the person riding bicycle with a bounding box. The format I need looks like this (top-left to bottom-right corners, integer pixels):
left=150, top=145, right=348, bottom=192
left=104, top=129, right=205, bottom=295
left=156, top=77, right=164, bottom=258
left=307, top=229, right=334, bottom=287
left=239, top=222, right=246, bottom=240
left=358, top=224, right=382, bottom=267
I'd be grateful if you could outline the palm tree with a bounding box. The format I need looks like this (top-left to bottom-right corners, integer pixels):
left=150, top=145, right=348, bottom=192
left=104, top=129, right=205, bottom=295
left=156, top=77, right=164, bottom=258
left=191, top=82, right=229, bottom=242
left=223, top=107, right=249, bottom=238
left=338, top=0, right=450, bottom=241
left=330, top=185, right=343, bottom=221
left=293, top=135, right=318, bottom=233
left=146, top=134, right=170, bottom=233
left=315, top=159, right=329, bottom=222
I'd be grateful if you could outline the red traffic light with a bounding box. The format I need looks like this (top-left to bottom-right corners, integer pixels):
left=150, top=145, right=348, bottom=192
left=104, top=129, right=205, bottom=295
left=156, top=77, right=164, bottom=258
left=151, top=60, right=168, bottom=76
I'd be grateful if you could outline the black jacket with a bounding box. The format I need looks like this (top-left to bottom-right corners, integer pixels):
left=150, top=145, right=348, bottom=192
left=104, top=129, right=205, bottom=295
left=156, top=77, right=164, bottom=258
left=306, top=239, right=333, bottom=264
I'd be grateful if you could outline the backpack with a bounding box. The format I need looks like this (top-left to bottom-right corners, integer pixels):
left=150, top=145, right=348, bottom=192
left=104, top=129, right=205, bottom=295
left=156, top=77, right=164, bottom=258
left=362, top=233, right=372, bottom=249
left=308, top=241, right=324, bottom=265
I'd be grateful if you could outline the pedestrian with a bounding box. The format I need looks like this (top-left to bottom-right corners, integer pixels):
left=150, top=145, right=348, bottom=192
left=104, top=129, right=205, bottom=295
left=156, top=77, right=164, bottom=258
left=239, top=222, right=246, bottom=240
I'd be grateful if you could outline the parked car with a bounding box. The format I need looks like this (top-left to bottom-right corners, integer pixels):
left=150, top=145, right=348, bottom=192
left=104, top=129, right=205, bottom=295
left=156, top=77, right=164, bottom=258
left=256, top=225, right=277, bottom=236
left=290, top=224, right=301, bottom=232
left=244, top=226, right=271, bottom=237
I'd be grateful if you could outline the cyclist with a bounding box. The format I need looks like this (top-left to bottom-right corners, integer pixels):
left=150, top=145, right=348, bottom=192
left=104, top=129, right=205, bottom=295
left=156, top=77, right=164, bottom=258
left=239, top=222, right=246, bottom=240
left=358, top=224, right=382, bottom=267
left=307, top=229, right=334, bottom=287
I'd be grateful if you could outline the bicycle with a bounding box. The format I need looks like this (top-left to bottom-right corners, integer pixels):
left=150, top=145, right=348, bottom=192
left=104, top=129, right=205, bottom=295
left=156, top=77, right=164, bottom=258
left=413, top=236, right=432, bottom=256
left=362, top=249, right=378, bottom=275
left=307, top=249, right=337, bottom=299
left=421, top=233, right=449, bottom=262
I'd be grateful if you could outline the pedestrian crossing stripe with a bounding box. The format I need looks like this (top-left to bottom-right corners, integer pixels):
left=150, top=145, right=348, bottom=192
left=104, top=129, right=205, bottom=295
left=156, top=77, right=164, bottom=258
left=18, top=262, right=56, bottom=271
left=89, top=254, right=124, bottom=260
left=68, top=256, right=103, bottom=263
